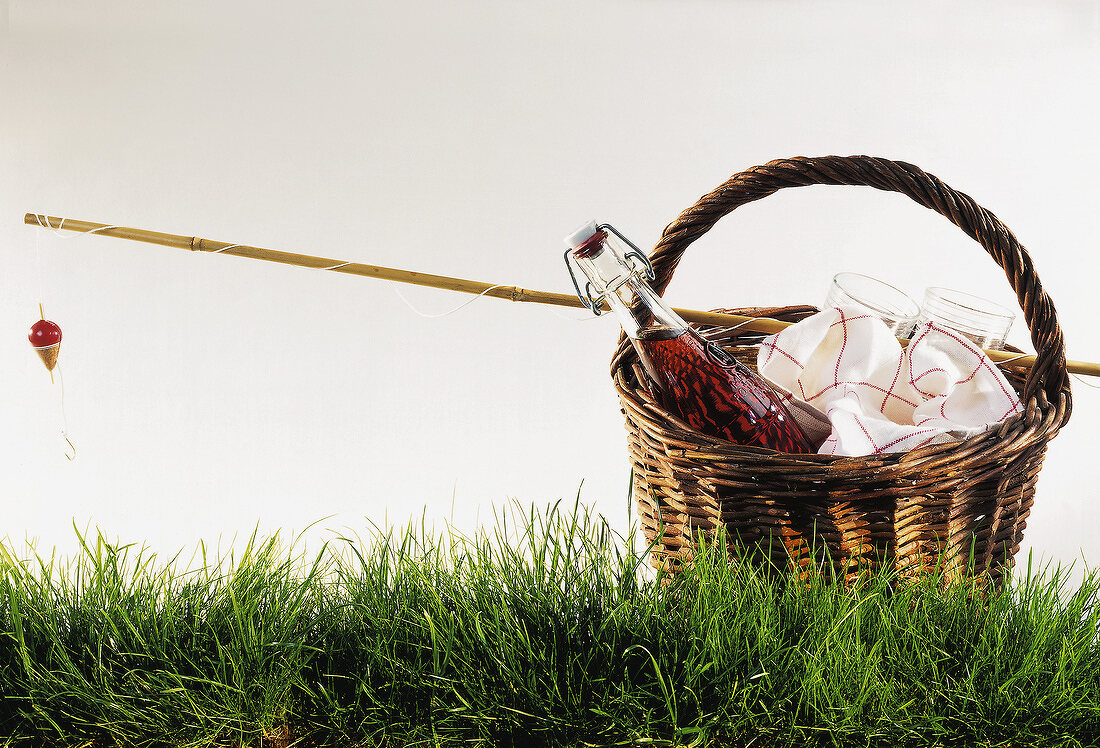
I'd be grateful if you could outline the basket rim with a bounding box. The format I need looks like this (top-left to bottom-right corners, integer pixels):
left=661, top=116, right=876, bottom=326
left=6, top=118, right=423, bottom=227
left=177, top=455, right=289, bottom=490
left=611, top=304, right=1066, bottom=468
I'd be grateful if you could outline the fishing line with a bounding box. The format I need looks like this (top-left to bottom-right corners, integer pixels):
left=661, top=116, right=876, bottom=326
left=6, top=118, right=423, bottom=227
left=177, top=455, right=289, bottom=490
left=30, top=222, right=77, bottom=460
left=34, top=237, right=52, bottom=384
left=389, top=281, right=608, bottom=322
left=212, top=231, right=593, bottom=322
left=389, top=283, right=508, bottom=319
left=1071, top=373, right=1100, bottom=390
left=211, top=241, right=352, bottom=272
left=56, top=362, right=76, bottom=461
left=34, top=214, right=123, bottom=239
left=34, top=223, right=44, bottom=304
left=206, top=239, right=521, bottom=320
left=212, top=237, right=601, bottom=322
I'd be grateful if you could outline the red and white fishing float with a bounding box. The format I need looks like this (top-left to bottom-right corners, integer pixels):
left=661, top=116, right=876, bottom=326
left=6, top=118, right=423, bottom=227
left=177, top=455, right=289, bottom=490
left=29, top=315, right=63, bottom=375
left=28, top=306, right=75, bottom=459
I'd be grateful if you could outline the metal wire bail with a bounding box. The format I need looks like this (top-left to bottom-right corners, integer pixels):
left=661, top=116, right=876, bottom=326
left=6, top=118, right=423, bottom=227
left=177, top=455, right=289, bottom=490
left=563, top=248, right=606, bottom=315
left=563, top=223, right=655, bottom=316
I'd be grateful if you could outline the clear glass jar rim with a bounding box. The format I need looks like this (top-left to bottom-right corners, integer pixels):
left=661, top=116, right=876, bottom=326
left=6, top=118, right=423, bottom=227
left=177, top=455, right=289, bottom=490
left=829, top=272, right=921, bottom=319
left=923, top=286, right=1016, bottom=321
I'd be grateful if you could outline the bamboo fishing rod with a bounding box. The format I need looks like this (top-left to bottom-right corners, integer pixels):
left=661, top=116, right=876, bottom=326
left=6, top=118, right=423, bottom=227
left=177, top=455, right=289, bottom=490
left=24, top=213, right=1100, bottom=379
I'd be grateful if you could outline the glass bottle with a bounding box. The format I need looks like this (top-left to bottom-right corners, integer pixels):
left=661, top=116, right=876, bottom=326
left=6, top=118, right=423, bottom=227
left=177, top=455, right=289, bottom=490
left=564, top=220, right=815, bottom=454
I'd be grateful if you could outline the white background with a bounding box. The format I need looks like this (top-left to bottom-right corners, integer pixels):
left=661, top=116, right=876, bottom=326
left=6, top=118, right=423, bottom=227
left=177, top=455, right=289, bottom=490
left=1, top=1, right=1098, bottom=575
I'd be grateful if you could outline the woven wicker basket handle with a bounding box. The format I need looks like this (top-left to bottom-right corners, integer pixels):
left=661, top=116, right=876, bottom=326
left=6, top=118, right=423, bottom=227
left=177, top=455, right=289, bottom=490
left=648, top=155, right=1070, bottom=415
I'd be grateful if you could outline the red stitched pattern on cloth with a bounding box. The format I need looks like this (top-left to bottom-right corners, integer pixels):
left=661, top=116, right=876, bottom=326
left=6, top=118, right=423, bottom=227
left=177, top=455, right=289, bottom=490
left=757, top=308, right=1023, bottom=457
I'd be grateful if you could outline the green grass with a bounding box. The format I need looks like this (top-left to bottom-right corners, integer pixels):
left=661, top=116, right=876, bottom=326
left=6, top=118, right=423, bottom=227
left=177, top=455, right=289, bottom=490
left=2, top=499, right=1100, bottom=747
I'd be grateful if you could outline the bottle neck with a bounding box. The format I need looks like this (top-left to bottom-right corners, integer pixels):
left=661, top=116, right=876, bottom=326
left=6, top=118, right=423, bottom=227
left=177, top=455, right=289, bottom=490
left=571, top=236, right=689, bottom=339
left=603, top=276, right=689, bottom=339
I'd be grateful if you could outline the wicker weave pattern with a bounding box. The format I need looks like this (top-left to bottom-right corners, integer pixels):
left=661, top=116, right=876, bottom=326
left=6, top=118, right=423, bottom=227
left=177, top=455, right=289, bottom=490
left=613, top=157, right=1071, bottom=585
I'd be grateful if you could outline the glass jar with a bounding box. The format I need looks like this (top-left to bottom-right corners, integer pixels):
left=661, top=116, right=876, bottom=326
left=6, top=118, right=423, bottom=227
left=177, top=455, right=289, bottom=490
left=825, top=272, right=921, bottom=337
left=917, top=287, right=1015, bottom=350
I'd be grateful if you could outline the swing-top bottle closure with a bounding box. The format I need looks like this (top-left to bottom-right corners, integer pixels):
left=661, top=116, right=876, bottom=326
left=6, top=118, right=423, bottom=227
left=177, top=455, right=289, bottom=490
left=563, top=220, right=656, bottom=317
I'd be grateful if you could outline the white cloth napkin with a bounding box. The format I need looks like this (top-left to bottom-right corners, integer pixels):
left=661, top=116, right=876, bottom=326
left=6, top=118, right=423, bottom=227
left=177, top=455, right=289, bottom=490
left=756, top=306, right=1024, bottom=456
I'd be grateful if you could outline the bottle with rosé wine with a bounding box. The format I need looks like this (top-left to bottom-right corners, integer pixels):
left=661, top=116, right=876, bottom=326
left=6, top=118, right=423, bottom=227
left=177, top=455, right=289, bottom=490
left=564, top=220, right=814, bottom=454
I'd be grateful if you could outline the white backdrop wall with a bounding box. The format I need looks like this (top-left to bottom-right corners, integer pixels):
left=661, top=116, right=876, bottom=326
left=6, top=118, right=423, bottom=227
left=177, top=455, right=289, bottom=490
left=1, top=1, right=1098, bottom=574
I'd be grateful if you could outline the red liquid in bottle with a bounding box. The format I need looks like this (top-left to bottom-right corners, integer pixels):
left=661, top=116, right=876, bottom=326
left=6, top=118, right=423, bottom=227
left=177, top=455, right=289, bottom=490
left=634, top=326, right=815, bottom=454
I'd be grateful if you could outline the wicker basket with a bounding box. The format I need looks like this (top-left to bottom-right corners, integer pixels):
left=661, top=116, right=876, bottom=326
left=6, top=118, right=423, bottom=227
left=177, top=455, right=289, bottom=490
left=613, top=155, right=1072, bottom=585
